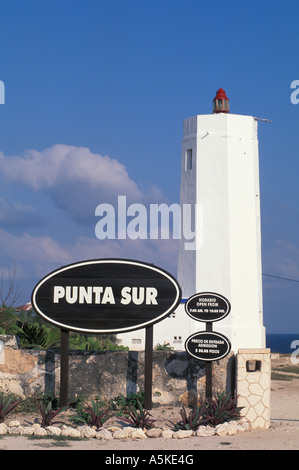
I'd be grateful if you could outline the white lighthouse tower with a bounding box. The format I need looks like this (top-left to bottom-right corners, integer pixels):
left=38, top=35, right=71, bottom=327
left=177, top=89, right=266, bottom=353
left=117, top=89, right=266, bottom=353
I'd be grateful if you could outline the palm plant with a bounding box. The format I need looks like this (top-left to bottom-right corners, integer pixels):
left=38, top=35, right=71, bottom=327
left=13, top=320, right=60, bottom=349
left=0, top=306, right=60, bottom=349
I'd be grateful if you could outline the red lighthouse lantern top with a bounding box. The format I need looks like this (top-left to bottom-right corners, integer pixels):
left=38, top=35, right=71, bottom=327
left=213, top=88, right=229, bottom=113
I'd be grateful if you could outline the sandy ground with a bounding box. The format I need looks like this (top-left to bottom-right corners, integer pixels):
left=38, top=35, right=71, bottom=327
left=1, top=356, right=299, bottom=451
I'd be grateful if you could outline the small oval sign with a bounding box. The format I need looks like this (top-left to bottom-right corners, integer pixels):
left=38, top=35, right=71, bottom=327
left=185, top=331, right=231, bottom=362
left=31, top=259, right=182, bottom=334
left=185, top=292, right=231, bottom=323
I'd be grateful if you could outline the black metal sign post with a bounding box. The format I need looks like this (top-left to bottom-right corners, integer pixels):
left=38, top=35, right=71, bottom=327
left=60, top=328, right=69, bottom=407
left=184, top=292, right=231, bottom=400
left=205, top=322, right=213, bottom=399
left=144, top=325, right=154, bottom=409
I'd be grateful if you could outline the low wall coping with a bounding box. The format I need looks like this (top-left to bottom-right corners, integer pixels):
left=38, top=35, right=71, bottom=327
left=238, top=348, right=271, bottom=354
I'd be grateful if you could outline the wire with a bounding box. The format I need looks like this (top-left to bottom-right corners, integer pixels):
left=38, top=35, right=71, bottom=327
left=262, top=273, right=299, bottom=283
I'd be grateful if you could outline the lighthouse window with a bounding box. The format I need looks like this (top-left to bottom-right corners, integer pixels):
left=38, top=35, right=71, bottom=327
left=185, top=149, right=192, bottom=170
left=132, top=338, right=141, bottom=344
left=173, top=336, right=182, bottom=343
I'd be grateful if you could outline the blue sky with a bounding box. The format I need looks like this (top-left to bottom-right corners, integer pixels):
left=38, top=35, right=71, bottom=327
left=0, top=0, right=299, bottom=333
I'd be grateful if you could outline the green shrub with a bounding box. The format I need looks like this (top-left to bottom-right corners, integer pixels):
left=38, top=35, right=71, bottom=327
left=70, top=398, right=111, bottom=429
left=154, top=342, right=174, bottom=351
left=108, top=391, right=145, bottom=415
left=174, top=392, right=243, bottom=430
left=37, top=400, right=67, bottom=427
left=0, top=393, right=21, bottom=423
left=199, top=392, right=243, bottom=427
left=173, top=405, right=203, bottom=431
left=118, top=400, right=155, bottom=429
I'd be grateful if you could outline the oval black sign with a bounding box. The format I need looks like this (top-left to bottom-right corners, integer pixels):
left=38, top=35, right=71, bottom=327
left=185, top=292, right=231, bottom=322
left=31, top=259, right=182, bottom=334
left=185, top=331, right=231, bottom=362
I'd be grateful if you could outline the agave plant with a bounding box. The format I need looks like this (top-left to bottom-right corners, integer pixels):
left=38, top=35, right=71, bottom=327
left=173, top=404, right=204, bottom=431
left=199, top=391, right=243, bottom=427
left=0, top=394, right=21, bottom=423
left=37, top=400, right=67, bottom=427
left=119, top=400, right=155, bottom=429
left=70, top=398, right=111, bottom=430
left=173, top=392, right=243, bottom=431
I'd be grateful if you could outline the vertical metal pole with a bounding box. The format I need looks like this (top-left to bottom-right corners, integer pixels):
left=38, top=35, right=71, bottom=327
left=205, top=362, right=212, bottom=399
left=205, top=322, right=213, bottom=399
left=60, top=328, right=69, bottom=407
left=144, top=325, right=153, bottom=410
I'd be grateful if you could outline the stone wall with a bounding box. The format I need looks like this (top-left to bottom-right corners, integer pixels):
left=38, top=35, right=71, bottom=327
left=0, top=335, right=234, bottom=406
left=0, top=337, right=271, bottom=429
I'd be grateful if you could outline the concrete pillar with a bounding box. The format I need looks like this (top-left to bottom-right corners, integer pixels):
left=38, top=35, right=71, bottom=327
left=236, top=348, right=271, bottom=428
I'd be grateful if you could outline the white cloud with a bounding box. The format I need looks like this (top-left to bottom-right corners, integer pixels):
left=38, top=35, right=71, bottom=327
left=0, top=144, right=166, bottom=223
left=0, top=229, right=70, bottom=277
left=0, top=198, right=43, bottom=228
left=0, top=144, right=177, bottom=302
left=0, top=228, right=178, bottom=301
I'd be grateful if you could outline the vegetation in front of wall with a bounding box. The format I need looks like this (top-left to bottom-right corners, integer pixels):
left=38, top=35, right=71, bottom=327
left=68, top=333, right=129, bottom=351
left=0, top=305, right=128, bottom=351
left=173, top=392, right=243, bottom=431
left=0, top=393, right=21, bottom=423
left=0, top=389, right=251, bottom=440
left=173, top=405, right=202, bottom=431
left=106, top=391, right=145, bottom=415
left=37, top=401, right=67, bottom=428
left=154, top=342, right=174, bottom=351
left=70, top=398, right=112, bottom=430
left=118, top=399, right=156, bottom=429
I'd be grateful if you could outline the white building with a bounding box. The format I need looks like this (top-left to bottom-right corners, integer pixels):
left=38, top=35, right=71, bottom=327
left=118, top=89, right=266, bottom=353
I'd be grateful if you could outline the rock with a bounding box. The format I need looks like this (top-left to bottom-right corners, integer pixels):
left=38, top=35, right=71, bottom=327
left=107, top=426, right=122, bottom=432
left=61, top=427, right=81, bottom=438
left=79, top=425, right=96, bottom=438
left=215, top=422, right=228, bottom=436
left=146, top=428, right=162, bottom=438
left=23, top=426, right=35, bottom=435
left=33, top=427, right=48, bottom=436
left=7, top=420, right=20, bottom=427
left=131, top=429, right=147, bottom=440
left=8, top=426, right=24, bottom=435
left=196, top=426, right=216, bottom=437
left=172, top=429, right=193, bottom=439
left=95, top=428, right=113, bottom=440
left=227, top=422, right=240, bottom=435
left=0, top=423, right=8, bottom=434
left=162, top=429, right=173, bottom=438
left=113, top=428, right=133, bottom=439
left=214, top=420, right=247, bottom=436
left=46, top=426, right=62, bottom=437
left=239, top=418, right=251, bottom=431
